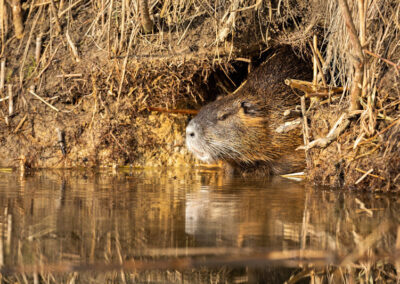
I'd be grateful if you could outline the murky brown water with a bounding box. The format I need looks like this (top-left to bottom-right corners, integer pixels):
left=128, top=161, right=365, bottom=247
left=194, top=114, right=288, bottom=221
left=0, top=168, right=399, bottom=283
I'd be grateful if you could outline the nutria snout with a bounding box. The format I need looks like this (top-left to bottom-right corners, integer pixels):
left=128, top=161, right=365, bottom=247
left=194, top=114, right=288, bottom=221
left=186, top=47, right=312, bottom=174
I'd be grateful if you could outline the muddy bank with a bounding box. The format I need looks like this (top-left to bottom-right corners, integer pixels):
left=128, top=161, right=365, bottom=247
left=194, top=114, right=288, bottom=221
left=0, top=0, right=399, bottom=190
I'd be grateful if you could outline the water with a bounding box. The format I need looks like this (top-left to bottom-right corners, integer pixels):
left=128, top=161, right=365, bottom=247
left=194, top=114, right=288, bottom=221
left=0, top=168, right=399, bottom=283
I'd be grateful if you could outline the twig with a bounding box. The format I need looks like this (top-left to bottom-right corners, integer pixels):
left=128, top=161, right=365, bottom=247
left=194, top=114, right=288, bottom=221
left=177, top=16, right=195, bottom=45
left=0, top=60, right=5, bottom=91
left=285, top=79, right=344, bottom=97
left=119, top=0, right=126, bottom=51
left=65, top=31, right=80, bottom=62
left=353, top=144, right=380, bottom=161
left=354, top=197, right=373, bottom=216
left=0, top=96, right=9, bottom=102
left=147, top=106, right=198, bottom=115
left=139, top=0, right=153, bottom=33
left=0, top=0, right=5, bottom=55
left=28, top=90, right=59, bottom=112
left=56, top=73, right=82, bottom=78
left=117, top=25, right=138, bottom=101
left=50, top=0, right=62, bottom=34
left=10, top=0, right=24, bottom=38
left=363, top=49, right=400, bottom=72
left=109, top=132, right=130, bottom=157
left=217, top=0, right=240, bottom=43
left=35, top=33, right=42, bottom=64
left=355, top=168, right=373, bottom=184
left=7, top=84, right=13, bottom=116
left=359, top=118, right=400, bottom=145
left=309, top=36, right=327, bottom=87
left=337, top=0, right=364, bottom=111
left=353, top=132, right=365, bottom=149
left=283, top=109, right=301, bottom=117
left=19, top=6, right=42, bottom=86
left=298, top=113, right=351, bottom=150
left=300, top=96, right=311, bottom=169
left=36, top=43, right=61, bottom=79
left=355, top=167, right=385, bottom=181
left=57, top=0, right=83, bottom=18
left=275, top=118, right=302, bottom=133
left=340, top=221, right=390, bottom=266
left=13, top=114, right=27, bottom=133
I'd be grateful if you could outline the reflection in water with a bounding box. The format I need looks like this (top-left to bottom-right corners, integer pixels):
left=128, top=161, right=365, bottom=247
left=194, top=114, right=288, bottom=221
left=0, top=169, right=399, bottom=282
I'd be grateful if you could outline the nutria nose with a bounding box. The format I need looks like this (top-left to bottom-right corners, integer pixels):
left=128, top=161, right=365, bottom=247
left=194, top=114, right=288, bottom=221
left=186, top=121, right=197, bottom=139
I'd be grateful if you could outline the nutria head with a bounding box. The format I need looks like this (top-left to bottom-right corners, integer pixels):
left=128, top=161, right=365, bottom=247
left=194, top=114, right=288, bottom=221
left=186, top=91, right=304, bottom=174
left=186, top=92, right=276, bottom=164
left=186, top=47, right=310, bottom=174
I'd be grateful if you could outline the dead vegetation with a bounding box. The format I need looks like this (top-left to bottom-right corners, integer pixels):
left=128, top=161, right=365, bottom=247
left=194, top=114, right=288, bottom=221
left=0, top=0, right=398, bottom=190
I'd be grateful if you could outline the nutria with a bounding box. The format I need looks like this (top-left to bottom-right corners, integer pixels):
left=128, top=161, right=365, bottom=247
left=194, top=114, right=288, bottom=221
left=186, top=47, right=312, bottom=175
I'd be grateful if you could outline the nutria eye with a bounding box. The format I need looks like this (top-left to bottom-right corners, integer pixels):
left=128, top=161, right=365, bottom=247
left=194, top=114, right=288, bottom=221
left=217, top=112, right=230, bottom=121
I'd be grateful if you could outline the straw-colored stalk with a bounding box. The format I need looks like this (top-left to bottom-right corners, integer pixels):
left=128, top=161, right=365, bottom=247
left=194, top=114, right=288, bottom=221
left=119, top=0, right=126, bottom=51
left=35, top=33, right=42, bottom=64
left=8, top=84, right=13, bottom=115
left=0, top=59, right=5, bottom=91
left=139, top=0, right=153, bottom=33
left=217, top=0, right=240, bottom=43
left=0, top=0, right=5, bottom=48
left=66, top=31, right=80, bottom=62
left=337, top=0, right=365, bottom=112
left=50, top=0, right=61, bottom=34
left=10, top=0, right=23, bottom=39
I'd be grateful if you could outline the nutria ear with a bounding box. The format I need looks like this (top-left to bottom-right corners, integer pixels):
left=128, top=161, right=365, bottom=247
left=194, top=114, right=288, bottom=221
left=240, top=101, right=258, bottom=115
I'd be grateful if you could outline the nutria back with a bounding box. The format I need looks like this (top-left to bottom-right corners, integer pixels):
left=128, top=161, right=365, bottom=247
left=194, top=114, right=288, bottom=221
left=186, top=47, right=312, bottom=175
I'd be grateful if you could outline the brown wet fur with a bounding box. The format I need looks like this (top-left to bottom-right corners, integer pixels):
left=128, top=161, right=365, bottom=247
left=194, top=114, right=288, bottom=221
left=188, top=47, right=312, bottom=175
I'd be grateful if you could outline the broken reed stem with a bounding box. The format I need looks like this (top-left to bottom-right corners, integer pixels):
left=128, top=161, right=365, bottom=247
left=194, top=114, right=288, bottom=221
left=65, top=31, right=80, bottom=62
left=355, top=168, right=373, bottom=184
left=139, top=0, right=153, bottom=33
left=57, top=0, right=83, bottom=18
left=119, top=0, right=126, bottom=51
left=300, top=113, right=351, bottom=150
left=312, top=36, right=317, bottom=86
left=107, top=0, right=113, bottom=57
left=285, top=79, right=344, bottom=97
left=36, top=42, right=61, bottom=79
left=355, top=167, right=385, bottom=181
left=217, top=0, right=240, bottom=43
left=0, top=60, right=5, bottom=91
left=359, top=118, right=400, bottom=145
left=35, top=33, right=42, bottom=64
left=7, top=84, right=12, bottom=116
left=337, top=0, right=364, bottom=111
left=310, top=36, right=327, bottom=87
left=28, top=90, right=59, bottom=112
left=19, top=6, right=42, bottom=86
left=0, top=0, right=5, bottom=53
left=117, top=26, right=137, bottom=102
left=50, top=0, right=62, bottom=34
left=14, top=113, right=27, bottom=133
left=10, top=0, right=23, bottom=39
left=363, top=49, right=400, bottom=71
left=147, top=106, right=198, bottom=115
left=300, top=96, right=311, bottom=169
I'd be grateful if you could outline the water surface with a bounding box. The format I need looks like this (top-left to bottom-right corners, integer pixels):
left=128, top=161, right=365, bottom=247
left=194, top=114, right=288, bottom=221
left=0, top=168, right=398, bottom=283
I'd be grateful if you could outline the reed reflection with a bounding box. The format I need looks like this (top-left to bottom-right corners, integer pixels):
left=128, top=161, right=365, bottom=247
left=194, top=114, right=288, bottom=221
left=0, top=170, right=399, bottom=283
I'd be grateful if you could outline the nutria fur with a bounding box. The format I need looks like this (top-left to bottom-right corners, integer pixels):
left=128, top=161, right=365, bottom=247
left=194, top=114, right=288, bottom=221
left=186, top=47, right=312, bottom=175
